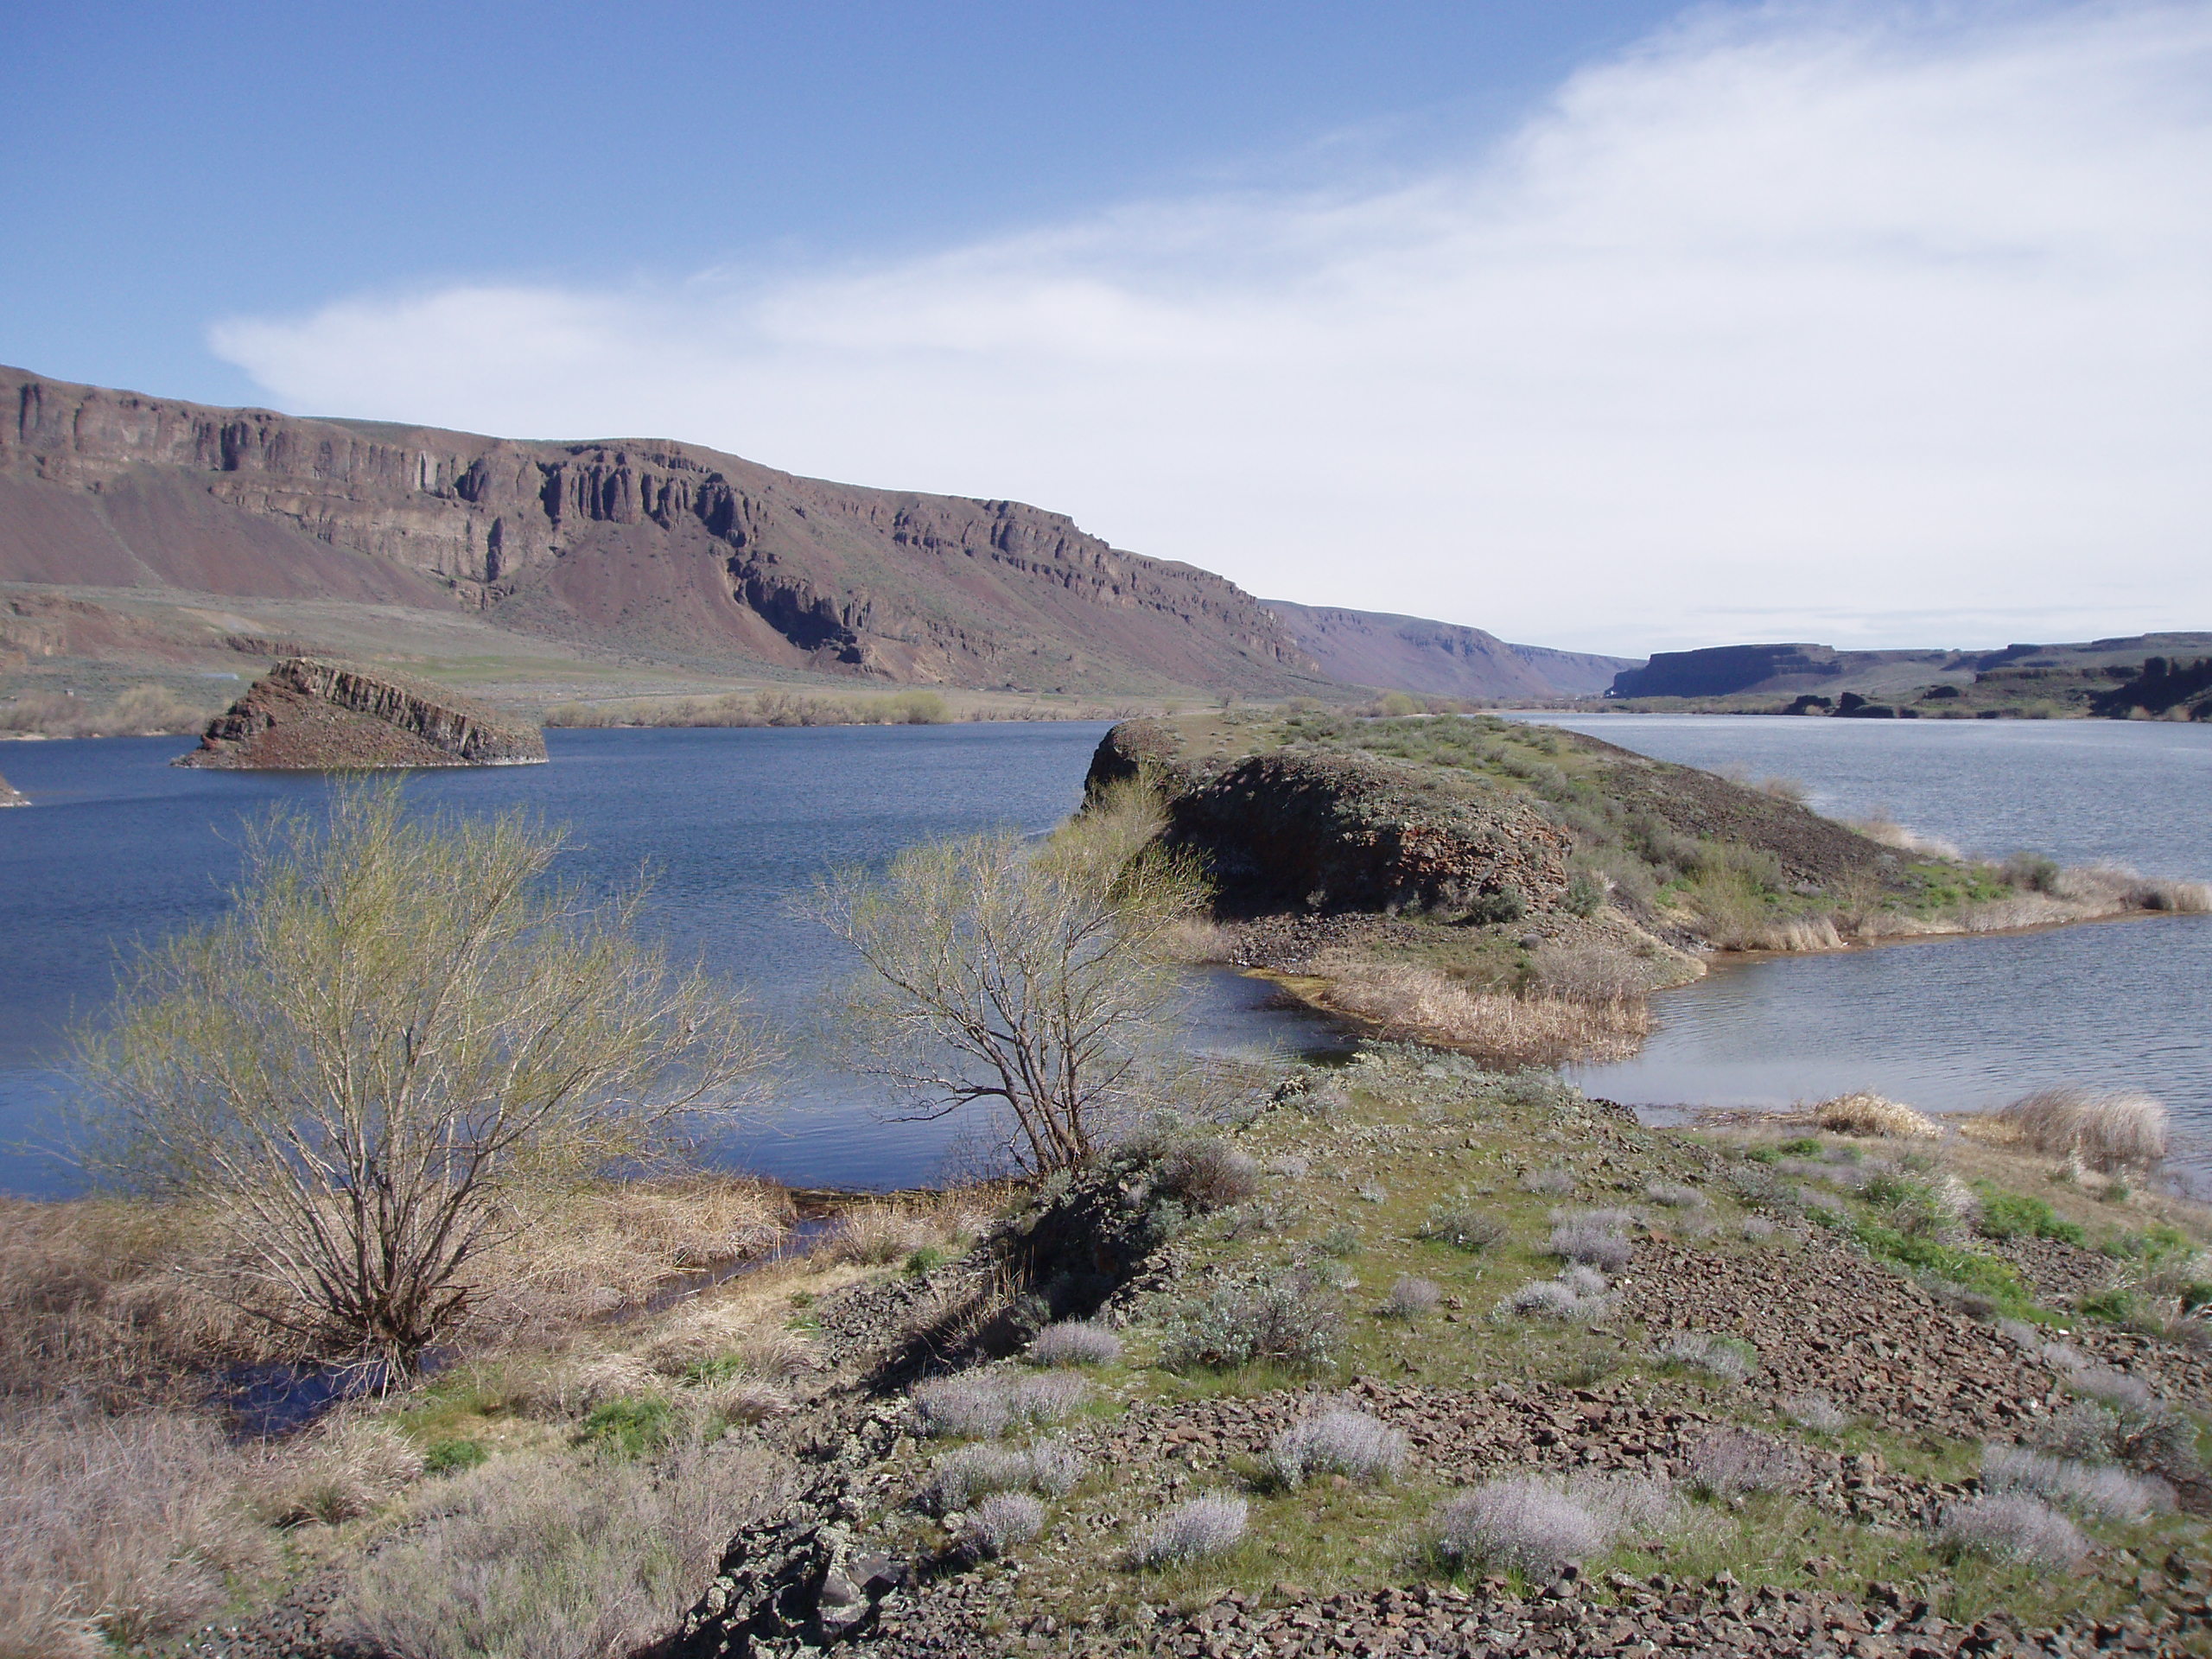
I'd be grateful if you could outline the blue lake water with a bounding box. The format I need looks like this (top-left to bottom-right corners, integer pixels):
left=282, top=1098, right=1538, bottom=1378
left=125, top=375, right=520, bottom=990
left=0, top=726, right=1338, bottom=1197
left=1516, top=715, right=2212, bottom=1170
left=5, top=714, right=2207, bottom=1192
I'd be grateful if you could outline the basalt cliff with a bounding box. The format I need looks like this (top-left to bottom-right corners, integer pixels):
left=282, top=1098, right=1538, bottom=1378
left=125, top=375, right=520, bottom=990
left=177, top=657, right=547, bottom=770
left=1, top=364, right=1613, bottom=700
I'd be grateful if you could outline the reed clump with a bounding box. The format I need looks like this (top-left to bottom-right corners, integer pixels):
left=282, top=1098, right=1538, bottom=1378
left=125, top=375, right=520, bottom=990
left=1992, top=1088, right=2168, bottom=1173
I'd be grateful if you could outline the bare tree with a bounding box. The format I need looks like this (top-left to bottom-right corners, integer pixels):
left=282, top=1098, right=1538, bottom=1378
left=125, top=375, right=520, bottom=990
left=75, top=785, right=771, bottom=1376
left=808, top=779, right=1209, bottom=1173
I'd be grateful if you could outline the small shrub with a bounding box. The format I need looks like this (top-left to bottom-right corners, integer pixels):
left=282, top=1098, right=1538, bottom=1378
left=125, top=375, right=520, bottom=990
left=925, top=1445, right=1031, bottom=1513
left=1739, top=1216, right=1777, bottom=1241
left=1561, top=871, right=1605, bottom=918
left=1420, top=1201, right=1507, bottom=1253
left=2035, top=1402, right=2122, bottom=1462
left=905, top=1246, right=946, bottom=1275
left=959, top=1491, right=1044, bottom=1560
left=924, top=1438, right=1089, bottom=1513
left=2067, top=1367, right=2155, bottom=1416
left=912, top=1376, right=1010, bottom=1440
left=1154, top=1138, right=1262, bottom=1213
left=1995, top=1088, right=2168, bottom=1172
left=1658, top=1332, right=1758, bottom=1383
left=1783, top=1392, right=1850, bottom=1433
left=1317, top=1224, right=1363, bottom=1258
left=1030, top=1320, right=1122, bottom=1368
left=1503, top=1269, right=1611, bottom=1323
left=1980, top=1444, right=2171, bottom=1522
left=1686, top=1427, right=1803, bottom=1497
left=1357, top=1185, right=1389, bottom=1205
left=1777, top=1136, right=1822, bottom=1157
left=1643, top=1181, right=1707, bottom=1210
left=1131, top=1493, right=1247, bottom=1567
left=1548, top=1210, right=1634, bottom=1273
left=1521, top=1167, right=1577, bottom=1196
left=1386, top=1275, right=1441, bottom=1318
left=1432, top=1474, right=1672, bottom=1580
left=1159, top=1275, right=1339, bottom=1373
left=1815, top=1093, right=1940, bottom=1139
left=1938, top=1494, right=2088, bottom=1572
left=1268, top=1407, right=1407, bottom=1489
left=1001, top=1370, right=1090, bottom=1427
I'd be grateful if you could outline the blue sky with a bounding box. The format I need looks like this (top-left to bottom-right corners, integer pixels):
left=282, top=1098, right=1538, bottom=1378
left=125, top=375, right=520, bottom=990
left=6, top=3, right=2209, bottom=653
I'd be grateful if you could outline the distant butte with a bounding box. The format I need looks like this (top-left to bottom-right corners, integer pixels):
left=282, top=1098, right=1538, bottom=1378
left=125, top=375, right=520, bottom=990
left=177, top=658, right=547, bottom=770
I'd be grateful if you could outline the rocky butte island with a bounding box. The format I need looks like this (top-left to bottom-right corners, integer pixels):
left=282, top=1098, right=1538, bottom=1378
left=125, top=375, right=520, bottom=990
left=0, top=766, right=24, bottom=805
left=175, top=657, right=547, bottom=770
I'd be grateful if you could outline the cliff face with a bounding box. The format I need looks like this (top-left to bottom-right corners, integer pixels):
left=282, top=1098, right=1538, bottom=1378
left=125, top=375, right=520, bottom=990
left=178, top=658, right=547, bottom=770
left=1265, top=601, right=1636, bottom=700
left=1, top=365, right=1323, bottom=696
left=1090, top=720, right=1573, bottom=915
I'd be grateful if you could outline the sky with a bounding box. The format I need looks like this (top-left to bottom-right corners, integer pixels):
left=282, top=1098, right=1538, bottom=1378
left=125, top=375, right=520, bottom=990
left=5, top=2, right=2209, bottom=657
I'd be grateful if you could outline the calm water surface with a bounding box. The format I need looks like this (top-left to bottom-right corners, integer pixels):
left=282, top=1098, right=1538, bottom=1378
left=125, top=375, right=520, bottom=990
left=7, top=715, right=2205, bottom=1192
left=1515, top=716, right=2212, bottom=1164
left=0, top=726, right=1331, bottom=1197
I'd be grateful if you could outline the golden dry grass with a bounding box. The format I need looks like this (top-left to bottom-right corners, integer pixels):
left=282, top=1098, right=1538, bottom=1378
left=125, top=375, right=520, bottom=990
left=1317, top=962, right=1650, bottom=1068
left=1812, top=1093, right=1942, bottom=1139
left=1993, top=1087, right=2169, bottom=1173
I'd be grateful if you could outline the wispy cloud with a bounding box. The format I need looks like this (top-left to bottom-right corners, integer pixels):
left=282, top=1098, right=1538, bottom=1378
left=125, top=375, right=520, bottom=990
left=211, top=3, right=2212, bottom=654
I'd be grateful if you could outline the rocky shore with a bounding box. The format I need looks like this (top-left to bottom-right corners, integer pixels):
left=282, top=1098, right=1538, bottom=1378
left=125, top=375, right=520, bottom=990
left=176, top=657, right=547, bottom=769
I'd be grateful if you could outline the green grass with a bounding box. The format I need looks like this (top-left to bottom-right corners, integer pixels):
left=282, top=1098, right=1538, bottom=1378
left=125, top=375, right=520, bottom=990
left=1975, top=1187, right=2087, bottom=1246
left=577, top=1395, right=672, bottom=1458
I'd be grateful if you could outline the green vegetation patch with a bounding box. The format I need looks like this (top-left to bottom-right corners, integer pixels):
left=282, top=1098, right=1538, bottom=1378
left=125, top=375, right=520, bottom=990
left=1975, top=1187, right=2087, bottom=1246
left=577, top=1395, right=672, bottom=1458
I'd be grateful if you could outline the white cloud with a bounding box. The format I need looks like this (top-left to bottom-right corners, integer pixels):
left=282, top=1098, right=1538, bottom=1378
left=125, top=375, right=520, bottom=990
left=211, top=3, right=2212, bottom=656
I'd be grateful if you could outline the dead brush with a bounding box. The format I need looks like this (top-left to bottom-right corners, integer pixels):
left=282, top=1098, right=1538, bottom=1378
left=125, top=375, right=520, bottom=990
left=1937, top=1493, right=2088, bottom=1573
left=1267, top=1406, right=1407, bottom=1489
left=1993, top=1088, right=2169, bottom=1172
left=1548, top=1209, right=1634, bottom=1273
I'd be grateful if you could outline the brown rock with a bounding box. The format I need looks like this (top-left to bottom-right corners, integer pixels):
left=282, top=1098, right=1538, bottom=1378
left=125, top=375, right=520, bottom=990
left=176, top=657, right=546, bottom=770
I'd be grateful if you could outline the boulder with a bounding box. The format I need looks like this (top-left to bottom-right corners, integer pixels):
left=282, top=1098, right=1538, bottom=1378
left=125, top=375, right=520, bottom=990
left=176, top=658, right=546, bottom=770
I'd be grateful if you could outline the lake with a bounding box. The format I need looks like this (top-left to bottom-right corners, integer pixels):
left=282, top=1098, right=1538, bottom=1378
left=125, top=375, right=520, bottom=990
left=4, top=714, right=2205, bottom=1193
left=0, top=724, right=1336, bottom=1198
left=1517, top=715, right=2212, bottom=1172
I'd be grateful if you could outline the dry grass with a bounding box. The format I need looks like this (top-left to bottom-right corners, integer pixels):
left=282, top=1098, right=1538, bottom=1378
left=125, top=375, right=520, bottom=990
left=1318, top=963, right=1649, bottom=1068
left=0, top=1405, right=273, bottom=1658
left=1849, top=816, right=1966, bottom=862
left=0, top=1196, right=291, bottom=1410
left=464, top=1178, right=791, bottom=1335
left=0, top=685, right=213, bottom=739
left=1990, top=1088, right=2169, bottom=1173
left=340, top=1434, right=786, bottom=1659
left=1813, top=1093, right=1941, bottom=1140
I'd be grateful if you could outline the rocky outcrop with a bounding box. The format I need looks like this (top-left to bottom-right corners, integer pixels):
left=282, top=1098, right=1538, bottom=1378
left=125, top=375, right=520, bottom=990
left=1089, top=720, right=1573, bottom=915
left=176, top=657, right=547, bottom=770
left=0, top=767, right=24, bottom=806
left=1266, top=600, right=1637, bottom=700
left=1, top=364, right=1328, bottom=696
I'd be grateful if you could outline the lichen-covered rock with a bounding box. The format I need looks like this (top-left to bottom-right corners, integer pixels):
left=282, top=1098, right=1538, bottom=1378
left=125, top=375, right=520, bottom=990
left=176, top=658, right=546, bottom=770
left=0, top=766, right=25, bottom=806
